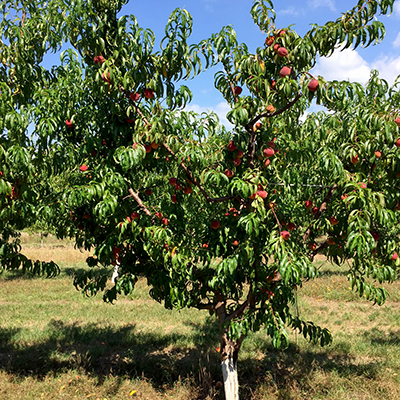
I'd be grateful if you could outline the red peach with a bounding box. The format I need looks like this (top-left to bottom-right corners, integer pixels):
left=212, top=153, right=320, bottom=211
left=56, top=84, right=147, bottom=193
left=211, top=220, right=220, bottom=229
left=263, top=148, right=275, bottom=158
left=281, top=230, right=290, bottom=240
left=257, top=190, right=268, bottom=199
left=227, top=140, right=237, bottom=152
left=277, top=47, right=288, bottom=57
left=305, top=200, right=313, bottom=209
left=279, top=66, right=291, bottom=77
left=265, top=36, right=275, bottom=46
left=130, top=92, right=141, bottom=102
left=234, top=86, right=242, bottom=95
left=329, top=216, right=339, bottom=225
left=144, top=88, right=154, bottom=99
left=308, top=79, right=319, bottom=92
left=94, top=55, right=105, bottom=65
left=225, top=169, right=234, bottom=178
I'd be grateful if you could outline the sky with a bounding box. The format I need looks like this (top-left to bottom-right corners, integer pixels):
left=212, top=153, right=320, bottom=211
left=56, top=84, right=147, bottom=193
left=115, top=0, right=400, bottom=125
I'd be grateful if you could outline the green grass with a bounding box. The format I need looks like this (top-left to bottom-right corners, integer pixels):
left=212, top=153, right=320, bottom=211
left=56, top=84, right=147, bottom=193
left=0, top=234, right=399, bottom=399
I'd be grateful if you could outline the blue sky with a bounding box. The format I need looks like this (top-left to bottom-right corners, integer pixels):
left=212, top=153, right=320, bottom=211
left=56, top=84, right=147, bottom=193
left=117, top=0, right=400, bottom=124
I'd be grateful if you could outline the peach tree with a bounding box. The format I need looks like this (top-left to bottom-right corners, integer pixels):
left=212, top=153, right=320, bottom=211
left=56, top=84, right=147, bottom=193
left=1, top=0, right=400, bottom=399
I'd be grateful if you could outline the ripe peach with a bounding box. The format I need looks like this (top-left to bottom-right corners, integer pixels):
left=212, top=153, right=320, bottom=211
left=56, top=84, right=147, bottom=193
left=225, top=169, right=234, bottom=178
left=254, top=122, right=262, bottom=131
left=130, top=92, right=141, bottom=102
left=257, top=190, right=268, bottom=199
left=351, top=155, right=359, bottom=165
left=263, top=148, right=275, bottom=158
left=277, top=47, right=288, bottom=57
left=395, top=117, right=400, bottom=127
left=308, top=79, right=319, bottom=92
left=266, top=105, right=276, bottom=113
left=227, top=140, right=237, bottom=152
left=395, top=138, right=400, bottom=147
left=304, top=200, right=313, bottom=209
left=211, top=220, right=220, bottom=229
left=391, top=252, right=398, bottom=260
left=374, top=150, right=381, bottom=158
left=279, top=66, right=291, bottom=78
left=79, top=165, right=88, bottom=172
left=329, top=216, right=339, bottom=225
left=265, top=36, right=275, bottom=46
left=94, top=55, right=105, bottom=65
left=233, top=158, right=241, bottom=166
left=281, top=230, right=290, bottom=240
left=234, top=86, right=242, bottom=95
left=144, top=88, right=154, bottom=99
left=371, top=232, right=380, bottom=241
left=66, top=119, right=74, bottom=128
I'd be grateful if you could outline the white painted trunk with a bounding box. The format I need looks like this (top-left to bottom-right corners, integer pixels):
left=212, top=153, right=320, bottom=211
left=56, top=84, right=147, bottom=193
left=111, top=261, right=120, bottom=283
left=222, top=356, right=239, bottom=400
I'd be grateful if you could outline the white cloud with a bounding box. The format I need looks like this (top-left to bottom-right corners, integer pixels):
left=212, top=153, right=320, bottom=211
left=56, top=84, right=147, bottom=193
left=307, top=0, right=336, bottom=12
left=279, top=7, right=303, bottom=17
left=202, top=0, right=217, bottom=12
left=393, top=32, right=400, bottom=48
left=371, top=56, right=400, bottom=84
left=185, top=102, right=233, bottom=128
left=312, top=46, right=400, bottom=86
left=312, top=48, right=371, bottom=84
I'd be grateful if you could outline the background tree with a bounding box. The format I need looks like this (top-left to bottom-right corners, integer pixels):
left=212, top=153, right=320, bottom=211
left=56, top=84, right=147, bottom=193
left=1, top=0, right=399, bottom=399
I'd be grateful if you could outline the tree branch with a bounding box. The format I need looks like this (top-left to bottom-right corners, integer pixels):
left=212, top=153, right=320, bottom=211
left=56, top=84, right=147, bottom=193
left=128, top=188, right=152, bottom=217
left=225, top=287, right=254, bottom=323
left=245, top=92, right=303, bottom=130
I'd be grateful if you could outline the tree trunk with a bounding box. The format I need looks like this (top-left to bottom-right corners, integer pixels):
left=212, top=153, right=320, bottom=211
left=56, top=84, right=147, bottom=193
left=222, top=352, right=239, bottom=400
left=220, top=335, right=242, bottom=400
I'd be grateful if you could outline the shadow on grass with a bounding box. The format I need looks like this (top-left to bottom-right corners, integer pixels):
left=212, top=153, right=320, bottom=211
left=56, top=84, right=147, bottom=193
left=0, top=318, right=397, bottom=400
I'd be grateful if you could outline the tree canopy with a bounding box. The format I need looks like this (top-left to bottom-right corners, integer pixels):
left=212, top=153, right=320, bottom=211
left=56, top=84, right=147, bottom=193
left=1, top=0, right=399, bottom=398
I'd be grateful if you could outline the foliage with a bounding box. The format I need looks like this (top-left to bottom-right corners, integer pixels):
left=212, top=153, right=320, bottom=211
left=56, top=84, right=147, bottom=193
left=1, top=1, right=399, bottom=395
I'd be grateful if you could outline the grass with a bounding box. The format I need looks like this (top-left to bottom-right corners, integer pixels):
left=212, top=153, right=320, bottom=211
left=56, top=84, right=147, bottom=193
left=0, top=233, right=399, bottom=399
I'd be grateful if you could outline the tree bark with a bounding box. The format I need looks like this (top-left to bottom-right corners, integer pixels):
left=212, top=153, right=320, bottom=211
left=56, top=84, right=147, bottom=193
left=221, top=350, right=239, bottom=400
left=220, top=334, right=243, bottom=400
